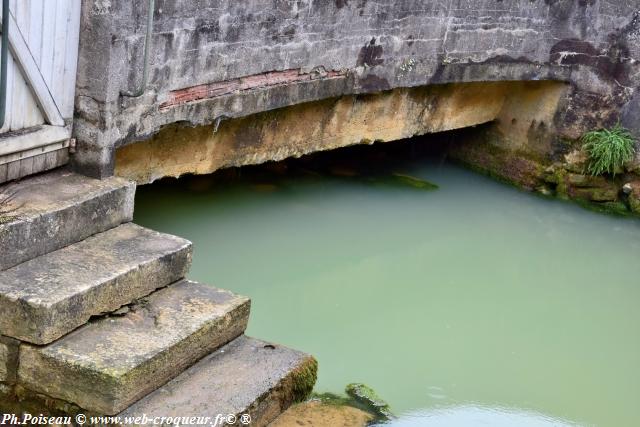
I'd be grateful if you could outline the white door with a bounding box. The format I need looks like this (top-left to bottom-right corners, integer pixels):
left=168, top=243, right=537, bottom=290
left=0, top=0, right=81, bottom=183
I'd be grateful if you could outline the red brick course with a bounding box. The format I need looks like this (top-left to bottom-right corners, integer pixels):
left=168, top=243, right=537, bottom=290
left=160, top=68, right=347, bottom=110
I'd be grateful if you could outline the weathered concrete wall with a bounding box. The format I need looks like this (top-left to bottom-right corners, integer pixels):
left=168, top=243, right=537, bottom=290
left=74, top=0, right=640, bottom=178
left=116, top=81, right=568, bottom=183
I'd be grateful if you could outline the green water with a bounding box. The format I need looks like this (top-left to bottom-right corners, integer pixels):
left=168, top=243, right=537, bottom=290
left=134, top=147, right=640, bottom=427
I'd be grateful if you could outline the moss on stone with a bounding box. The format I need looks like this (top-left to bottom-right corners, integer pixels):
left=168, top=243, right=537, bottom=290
left=310, top=392, right=390, bottom=422
left=448, top=128, right=550, bottom=191
left=600, top=201, right=632, bottom=216
left=630, top=194, right=640, bottom=215
left=291, top=357, right=318, bottom=403
left=573, top=199, right=631, bottom=217
left=449, top=131, right=640, bottom=219
left=345, top=383, right=393, bottom=421
left=308, top=383, right=394, bottom=423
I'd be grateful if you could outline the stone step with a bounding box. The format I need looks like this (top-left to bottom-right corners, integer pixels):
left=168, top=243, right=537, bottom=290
left=119, top=335, right=317, bottom=427
left=18, top=280, right=251, bottom=415
left=0, top=170, right=135, bottom=271
left=0, top=223, right=192, bottom=344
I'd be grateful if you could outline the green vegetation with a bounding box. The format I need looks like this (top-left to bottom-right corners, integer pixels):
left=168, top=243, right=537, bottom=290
left=311, top=383, right=394, bottom=423
left=345, top=383, right=393, bottom=421
left=582, top=123, right=636, bottom=176
left=310, top=382, right=394, bottom=423
left=291, top=358, right=319, bottom=403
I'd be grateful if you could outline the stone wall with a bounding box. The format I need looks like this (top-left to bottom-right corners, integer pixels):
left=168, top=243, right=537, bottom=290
left=116, top=81, right=567, bottom=183
left=74, top=0, right=640, bottom=181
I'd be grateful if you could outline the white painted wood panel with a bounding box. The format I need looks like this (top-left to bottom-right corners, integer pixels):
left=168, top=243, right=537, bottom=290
left=0, top=0, right=81, bottom=182
left=6, top=9, right=65, bottom=126
left=52, top=0, right=69, bottom=111
left=0, top=0, right=80, bottom=132
left=61, top=1, right=81, bottom=118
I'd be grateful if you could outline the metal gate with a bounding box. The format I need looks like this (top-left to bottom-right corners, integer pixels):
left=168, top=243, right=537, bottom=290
left=0, top=0, right=81, bottom=183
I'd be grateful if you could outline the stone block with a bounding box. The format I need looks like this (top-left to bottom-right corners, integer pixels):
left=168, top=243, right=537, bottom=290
left=0, top=223, right=192, bottom=344
left=18, top=281, right=250, bottom=415
left=0, top=171, right=135, bottom=270
left=120, top=335, right=317, bottom=426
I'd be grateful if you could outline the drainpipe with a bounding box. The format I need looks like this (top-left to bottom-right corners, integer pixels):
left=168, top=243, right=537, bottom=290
left=121, top=0, right=155, bottom=97
left=0, top=0, right=9, bottom=128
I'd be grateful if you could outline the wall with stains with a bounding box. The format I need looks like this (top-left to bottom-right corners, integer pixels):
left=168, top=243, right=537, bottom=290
left=73, top=0, right=640, bottom=178
left=115, top=81, right=568, bottom=183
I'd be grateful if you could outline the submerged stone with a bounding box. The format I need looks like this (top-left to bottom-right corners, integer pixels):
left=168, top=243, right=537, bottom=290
left=548, top=171, right=621, bottom=203
left=571, top=186, right=619, bottom=202
left=575, top=199, right=631, bottom=217
left=345, top=383, right=393, bottom=421
left=363, top=172, right=439, bottom=191
left=601, top=201, right=632, bottom=216
left=390, top=173, right=439, bottom=190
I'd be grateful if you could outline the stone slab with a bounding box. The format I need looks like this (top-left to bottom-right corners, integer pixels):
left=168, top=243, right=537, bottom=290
left=0, top=170, right=135, bottom=270
left=18, top=280, right=250, bottom=415
left=119, top=336, right=317, bottom=427
left=0, top=223, right=192, bottom=344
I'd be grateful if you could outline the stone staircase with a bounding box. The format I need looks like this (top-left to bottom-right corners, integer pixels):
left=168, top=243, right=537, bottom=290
left=0, top=170, right=316, bottom=424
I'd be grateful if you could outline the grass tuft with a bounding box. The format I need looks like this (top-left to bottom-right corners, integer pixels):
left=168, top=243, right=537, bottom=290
left=582, top=123, right=636, bottom=176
